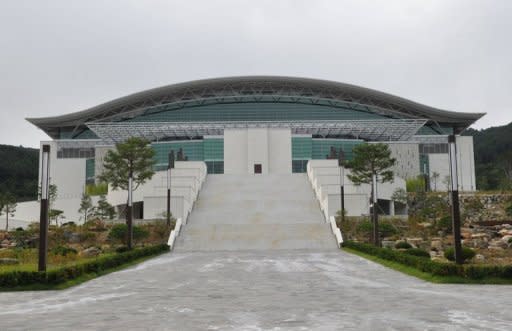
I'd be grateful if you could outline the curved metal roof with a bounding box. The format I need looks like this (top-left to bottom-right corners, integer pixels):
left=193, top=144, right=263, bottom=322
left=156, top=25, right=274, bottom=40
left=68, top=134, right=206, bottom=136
left=27, top=76, right=485, bottom=138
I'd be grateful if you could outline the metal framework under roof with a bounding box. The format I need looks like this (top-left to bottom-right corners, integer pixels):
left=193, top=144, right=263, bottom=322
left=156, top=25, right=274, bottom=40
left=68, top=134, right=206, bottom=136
left=27, top=76, right=485, bottom=139
left=86, top=119, right=427, bottom=144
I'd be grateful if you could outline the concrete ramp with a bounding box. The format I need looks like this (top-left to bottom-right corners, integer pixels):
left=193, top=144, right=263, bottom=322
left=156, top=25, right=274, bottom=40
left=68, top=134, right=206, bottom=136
left=175, top=174, right=336, bottom=251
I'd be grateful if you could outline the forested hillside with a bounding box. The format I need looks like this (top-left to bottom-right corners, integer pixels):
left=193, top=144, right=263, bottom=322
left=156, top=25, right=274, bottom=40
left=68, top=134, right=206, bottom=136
left=464, top=122, right=512, bottom=190
left=0, top=144, right=39, bottom=201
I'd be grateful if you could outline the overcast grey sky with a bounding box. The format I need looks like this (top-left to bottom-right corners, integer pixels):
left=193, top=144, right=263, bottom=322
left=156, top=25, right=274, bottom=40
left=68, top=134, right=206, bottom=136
left=1, top=0, right=511, bottom=148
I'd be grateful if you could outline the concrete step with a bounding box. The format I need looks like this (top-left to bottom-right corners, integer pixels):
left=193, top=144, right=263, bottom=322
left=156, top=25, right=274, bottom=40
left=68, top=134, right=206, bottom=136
left=174, top=224, right=336, bottom=251
left=175, top=174, right=335, bottom=251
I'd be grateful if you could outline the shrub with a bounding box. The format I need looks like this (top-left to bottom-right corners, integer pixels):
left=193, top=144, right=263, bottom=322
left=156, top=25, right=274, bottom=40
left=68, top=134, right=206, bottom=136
left=403, top=248, right=430, bottom=258
left=51, top=246, right=78, bottom=256
left=436, top=215, right=453, bottom=234
left=356, top=221, right=398, bottom=238
left=506, top=204, right=512, bottom=217
left=444, top=247, right=476, bottom=263
left=0, top=244, right=169, bottom=288
left=115, top=246, right=130, bottom=253
left=395, top=241, right=412, bottom=249
left=108, top=224, right=150, bottom=244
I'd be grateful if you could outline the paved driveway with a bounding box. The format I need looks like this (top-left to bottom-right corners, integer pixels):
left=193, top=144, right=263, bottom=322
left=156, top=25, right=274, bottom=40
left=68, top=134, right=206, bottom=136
left=0, top=250, right=511, bottom=330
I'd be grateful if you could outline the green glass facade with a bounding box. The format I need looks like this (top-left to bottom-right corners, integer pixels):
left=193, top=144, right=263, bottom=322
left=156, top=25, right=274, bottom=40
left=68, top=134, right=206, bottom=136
left=85, top=158, right=95, bottom=184
left=152, top=138, right=224, bottom=174
left=291, top=136, right=363, bottom=173
left=125, top=102, right=384, bottom=123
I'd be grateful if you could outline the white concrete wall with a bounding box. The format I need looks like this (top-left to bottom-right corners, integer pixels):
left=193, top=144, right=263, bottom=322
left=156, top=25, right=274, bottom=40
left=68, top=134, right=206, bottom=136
left=224, top=129, right=248, bottom=175
left=385, top=142, right=420, bottom=180
left=268, top=129, right=292, bottom=174
left=224, top=128, right=292, bottom=175
left=247, top=128, right=269, bottom=174
left=428, top=136, right=476, bottom=192
left=456, top=135, right=476, bottom=191
left=107, top=161, right=207, bottom=223
left=307, top=159, right=406, bottom=220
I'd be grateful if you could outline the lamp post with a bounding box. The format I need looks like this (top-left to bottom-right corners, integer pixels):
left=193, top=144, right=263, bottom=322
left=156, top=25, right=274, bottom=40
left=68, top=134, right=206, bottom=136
left=448, top=134, right=463, bottom=264
left=371, top=173, right=380, bottom=247
left=127, top=166, right=133, bottom=250
left=338, top=148, right=345, bottom=223
left=167, top=151, right=175, bottom=226
left=38, top=144, right=50, bottom=272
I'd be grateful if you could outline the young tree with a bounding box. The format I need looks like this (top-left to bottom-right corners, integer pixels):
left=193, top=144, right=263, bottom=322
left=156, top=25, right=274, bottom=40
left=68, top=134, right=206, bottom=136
left=98, top=137, right=155, bottom=249
left=49, top=209, right=64, bottom=226
left=40, top=184, right=60, bottom=226
left=78, top=192, right=93, bottom=222
left=347, top=143, right=396, bottom=246
left=0, top=193, right=17, bottom=231
left=431, top=171, right=440, bottom=191
left=92, top=195, right=116, bottom=220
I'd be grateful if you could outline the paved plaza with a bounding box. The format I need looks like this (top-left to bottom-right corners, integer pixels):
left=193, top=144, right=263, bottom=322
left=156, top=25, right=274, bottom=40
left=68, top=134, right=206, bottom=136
left=1, top=249, right=511, bottom=330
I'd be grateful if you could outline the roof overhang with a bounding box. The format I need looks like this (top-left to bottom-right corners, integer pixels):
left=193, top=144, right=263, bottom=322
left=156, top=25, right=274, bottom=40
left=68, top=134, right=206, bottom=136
left=27, top=76, right=485, bottom=138
left=86, top=119, right=428, bottom=144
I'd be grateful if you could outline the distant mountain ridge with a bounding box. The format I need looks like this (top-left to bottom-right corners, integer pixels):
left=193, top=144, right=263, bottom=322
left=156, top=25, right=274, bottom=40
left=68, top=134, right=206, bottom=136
left=464, top=121, right=512, bottom=190
left=0, top=144, right=38, bottom=201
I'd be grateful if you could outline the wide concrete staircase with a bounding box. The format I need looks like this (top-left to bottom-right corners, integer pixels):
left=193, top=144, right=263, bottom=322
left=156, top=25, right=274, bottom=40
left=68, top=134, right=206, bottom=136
left=174, top=174, right=336, bottom=251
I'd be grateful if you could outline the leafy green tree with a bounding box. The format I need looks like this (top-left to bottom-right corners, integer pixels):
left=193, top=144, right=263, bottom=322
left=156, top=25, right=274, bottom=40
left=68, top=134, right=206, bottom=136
left=98, top=137, right=155, bottom=248
left=78, top=192, right=93, bottom=222
left=40, top=184, right=61, bottom=225
left=92, top=195, right=116, bottom=220
left=391, top=188, right=407, bottom=205
left=0, top=193, right=17, bottom=231
left=49, top=209, right=64, bottom=226
left=406, top=176, right=425, bottom=193
left=347, top=143, right=396, bottom=245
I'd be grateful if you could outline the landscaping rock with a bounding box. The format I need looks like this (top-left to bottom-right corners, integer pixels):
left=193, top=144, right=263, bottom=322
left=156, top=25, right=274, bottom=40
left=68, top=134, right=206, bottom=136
left=0, top=258, right=19, bottom=265
left=405, top=238, right=423, bottom=248
left=80, top=247, right=101, bottom=258
left=381, top=240, right=394, bottom=249
left=431, top=240, right=443, bottom=251
left=475, top=254, right=485, bottom=262
left=500, top=235, right=512, bottom=244
left=489, top=239, right=508, bottom=250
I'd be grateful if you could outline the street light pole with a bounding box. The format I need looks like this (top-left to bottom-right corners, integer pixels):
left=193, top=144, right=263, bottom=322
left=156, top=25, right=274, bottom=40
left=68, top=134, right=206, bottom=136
left=448, top=134, right=463, bottom=264
left=38, top=144, right=50, bottom=272
left=372, top=173, right=380, bottom=247
left=127, top=167, right=133, bottom=250
left=167, top=151, right=175, bottom=227
left=338, top=148, right=345, bottom=223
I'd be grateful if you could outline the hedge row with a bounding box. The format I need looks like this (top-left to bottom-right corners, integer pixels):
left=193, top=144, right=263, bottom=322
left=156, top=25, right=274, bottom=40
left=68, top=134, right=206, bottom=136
left=342, top=241, right=512, bottom=280
left=0, top=244, right=170, bottom=288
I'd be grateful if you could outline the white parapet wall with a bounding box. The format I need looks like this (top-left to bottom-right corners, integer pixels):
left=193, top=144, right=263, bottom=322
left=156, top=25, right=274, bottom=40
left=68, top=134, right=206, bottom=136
left=307, top=159, right=406, bottom=221
left=107, top=161, right=207, bottom=224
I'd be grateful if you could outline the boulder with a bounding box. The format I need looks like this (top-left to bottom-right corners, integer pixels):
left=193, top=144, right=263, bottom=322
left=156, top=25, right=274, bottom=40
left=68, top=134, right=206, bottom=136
left=1, top=239, right=10, bottom=248
left=489, top=240, right=508, bottom=249
left=0, top=258, right=19, bottom=265
left=475, top=254, right=485, bottom=262
left=381, top=240, right=394, bottom=249
left=406, top=238, right=423, bottom=248
left=431, top=240, right=443, bottom=251
left=501, top=235, right=512, bottom=244
left=471, top=233, right=490, bottom=241
left=80, top=247, right=101, bottom=258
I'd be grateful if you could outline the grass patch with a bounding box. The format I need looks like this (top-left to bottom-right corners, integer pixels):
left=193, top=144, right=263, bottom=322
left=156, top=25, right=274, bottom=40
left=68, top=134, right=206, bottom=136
left=342, top=242, right=512, bottom=284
